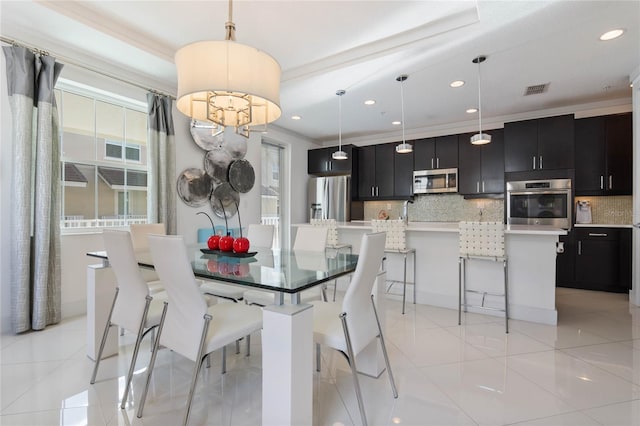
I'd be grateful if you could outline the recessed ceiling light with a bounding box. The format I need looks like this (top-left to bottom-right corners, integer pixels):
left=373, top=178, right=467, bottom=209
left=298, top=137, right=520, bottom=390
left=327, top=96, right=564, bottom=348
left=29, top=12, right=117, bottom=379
left=450, top=80, right=465, bottom=88
left=466, top=108, right=478, bottom=114
left=600, top=29, right=625, bottom=41
left=364, top=99, right=376, bottom=105
left=392, top=121, right=401, bottom=125
left=291, top=115, right=301, bottom=120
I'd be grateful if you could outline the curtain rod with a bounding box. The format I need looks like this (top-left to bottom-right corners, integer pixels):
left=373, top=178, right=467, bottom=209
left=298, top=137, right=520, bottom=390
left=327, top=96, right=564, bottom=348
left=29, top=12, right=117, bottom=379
left=0, top=35, right=176, bottom=100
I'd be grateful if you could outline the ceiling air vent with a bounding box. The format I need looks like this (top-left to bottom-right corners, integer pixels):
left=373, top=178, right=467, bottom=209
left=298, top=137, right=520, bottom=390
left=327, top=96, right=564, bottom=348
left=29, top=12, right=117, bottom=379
left=524, top=83, right=550, bottom=96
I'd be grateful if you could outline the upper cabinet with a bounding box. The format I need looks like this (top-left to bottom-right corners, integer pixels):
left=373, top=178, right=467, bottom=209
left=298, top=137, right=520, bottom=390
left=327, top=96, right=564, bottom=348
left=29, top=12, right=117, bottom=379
left=394, top=146, right=414, bottom=198
left=307, top=145, right=356, bottom=175
left=458, top=129, right=504, bottom=196
left=357, top=144, right=395, bottom=200
left=504, top=114, right=574, bottom=172
left=413, top=135, right=458, bottom=170
left=575, top=113, right=632, bottom=196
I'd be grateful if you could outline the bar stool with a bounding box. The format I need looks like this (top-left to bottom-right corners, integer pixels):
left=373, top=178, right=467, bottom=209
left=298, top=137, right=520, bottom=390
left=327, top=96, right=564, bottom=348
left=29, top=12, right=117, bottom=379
left=371, top=219, right=416, bottom=314
left=458, top=221, right=509, bottom=333
left=311, top=218, right=352, bottom=301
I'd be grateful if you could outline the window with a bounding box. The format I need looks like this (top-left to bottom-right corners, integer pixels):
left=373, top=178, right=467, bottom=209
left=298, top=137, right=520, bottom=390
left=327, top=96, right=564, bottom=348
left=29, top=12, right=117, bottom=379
left=105, top=140, right=141, bottom=162
left=57, top=83, right=149, bottom=229
left=261, top=142, right=284, bottom=249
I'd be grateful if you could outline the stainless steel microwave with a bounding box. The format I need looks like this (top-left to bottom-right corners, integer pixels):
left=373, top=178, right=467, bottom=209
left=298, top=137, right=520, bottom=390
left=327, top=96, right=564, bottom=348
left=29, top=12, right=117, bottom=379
left=413, top=168, right=458, bottom=194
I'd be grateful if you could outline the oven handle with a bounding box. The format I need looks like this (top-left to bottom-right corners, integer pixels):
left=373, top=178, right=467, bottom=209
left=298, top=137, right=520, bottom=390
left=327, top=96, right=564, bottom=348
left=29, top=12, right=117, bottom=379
left=507, top=190, right=570, bottom=196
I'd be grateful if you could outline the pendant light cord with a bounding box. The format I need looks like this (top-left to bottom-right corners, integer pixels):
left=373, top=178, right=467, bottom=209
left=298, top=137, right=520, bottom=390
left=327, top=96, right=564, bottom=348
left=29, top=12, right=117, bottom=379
left=338, top=93, right=343, bottom=150
left=477, top=58, right=483, bottom=135
left=400, top=78, right=406, bottom=144
left=225, top=0, right=236, bottom=41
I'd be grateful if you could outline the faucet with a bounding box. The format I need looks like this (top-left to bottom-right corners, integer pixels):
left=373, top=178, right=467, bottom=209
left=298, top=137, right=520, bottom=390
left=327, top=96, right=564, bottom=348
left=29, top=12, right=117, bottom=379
left=401, top=198, right=414, bottom=225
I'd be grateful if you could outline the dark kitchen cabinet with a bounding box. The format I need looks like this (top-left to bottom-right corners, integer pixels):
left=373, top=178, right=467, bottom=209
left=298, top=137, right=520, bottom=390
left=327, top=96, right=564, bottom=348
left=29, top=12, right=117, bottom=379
left=307, top=145, right=355, bottom=175
left=504, top=115, right=574, bottom=172
left=394, top=147, right=414, bottom=197
left=458, top=129, right=504, bottom=196
left=572, top=227, right=631, bottom=293
left=358, top=144, right=395, bottom=199
left=575, top=113, right=632, bottom=196
left=413, top=135, right=458, bottom=170
left=556, top=230, right=576, bottom=287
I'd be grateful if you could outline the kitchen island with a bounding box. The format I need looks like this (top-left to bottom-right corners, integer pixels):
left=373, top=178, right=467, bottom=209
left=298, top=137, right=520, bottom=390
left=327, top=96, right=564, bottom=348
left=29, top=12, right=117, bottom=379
left=333, top=222, right=567, bottom=325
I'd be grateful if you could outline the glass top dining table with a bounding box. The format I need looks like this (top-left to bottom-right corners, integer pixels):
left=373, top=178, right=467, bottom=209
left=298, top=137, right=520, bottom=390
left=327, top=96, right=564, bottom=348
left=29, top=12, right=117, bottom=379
left=87, top=244, right=359, bottom=304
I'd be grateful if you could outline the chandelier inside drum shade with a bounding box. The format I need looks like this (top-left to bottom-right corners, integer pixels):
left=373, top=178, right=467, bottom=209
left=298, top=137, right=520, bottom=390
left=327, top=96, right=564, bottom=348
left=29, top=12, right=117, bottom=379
left=175, top=0, right=282, bottom=138
left=470, top=55, right=491, bottom=145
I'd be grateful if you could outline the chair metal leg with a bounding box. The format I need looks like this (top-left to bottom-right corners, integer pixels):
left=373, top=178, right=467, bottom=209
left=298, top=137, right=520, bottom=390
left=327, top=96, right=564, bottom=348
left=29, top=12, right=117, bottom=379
left=458, top=257, right=462, bottom=326
left=221, top=346, right=227, bottom=374
left=90, top=287, right=119, bottom=384
left=183, top=313, right=213, bottom=426
left=371, top=295, right=398, bottom=398
left=402, top=252, right=407, bottom=314
left=332, top=279, right=338, bottom=302
left=316, top=343, right=321, bottom=372
left=136, top=301, right=168, bottom=419
left=120, top=295, right=153, bottom=409
left=504, top=258, right=509, bottom=334
left=246, top=334, right=251, bottom=357
left=339, top=312, right=368, bottom=426
left=235, top=339, right=240, bottom=354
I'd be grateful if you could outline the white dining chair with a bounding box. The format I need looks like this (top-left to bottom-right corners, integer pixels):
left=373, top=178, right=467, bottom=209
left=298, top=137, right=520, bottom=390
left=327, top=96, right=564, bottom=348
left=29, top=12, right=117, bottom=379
left=129, top=223, right=166, bottom=292
left=243, top=225, right=328, bottom=306
left=90, top=230, right=167, bottom=410
left=137, top=234, right=263, bottom=425
left=247, top=223, right=274, bottom=248
left=311, top=232, right=398, bottom=426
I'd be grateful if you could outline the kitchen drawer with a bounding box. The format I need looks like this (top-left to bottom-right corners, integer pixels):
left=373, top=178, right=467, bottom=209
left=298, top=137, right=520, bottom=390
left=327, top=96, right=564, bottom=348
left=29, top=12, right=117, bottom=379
left=575, top=228, right=619, bottom=241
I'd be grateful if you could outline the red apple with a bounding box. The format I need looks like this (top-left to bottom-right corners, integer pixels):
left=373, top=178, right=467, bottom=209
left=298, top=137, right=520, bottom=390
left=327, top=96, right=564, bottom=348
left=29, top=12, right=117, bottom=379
left=219, top=234, right=234, bottom=252
left=207, top=234, right=220, bottom=250
left=233, top=237, right=250, bottom=253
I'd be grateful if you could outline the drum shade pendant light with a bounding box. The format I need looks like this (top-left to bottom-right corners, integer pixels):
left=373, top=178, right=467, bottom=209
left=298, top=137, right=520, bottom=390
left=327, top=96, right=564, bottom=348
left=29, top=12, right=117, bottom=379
left=332, top=90, right=348, bottom=160
left=395, top=75, right=412, bottom=154
left=470, top=55, right=491, bottom=145
left=175, top=0, right=282, bottom=138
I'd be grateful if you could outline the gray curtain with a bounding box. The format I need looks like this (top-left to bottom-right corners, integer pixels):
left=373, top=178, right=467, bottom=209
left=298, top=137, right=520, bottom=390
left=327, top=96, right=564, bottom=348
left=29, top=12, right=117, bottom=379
left=147, top=93, right=176, bottom=234
left=3, top=46, right=63, bottom=333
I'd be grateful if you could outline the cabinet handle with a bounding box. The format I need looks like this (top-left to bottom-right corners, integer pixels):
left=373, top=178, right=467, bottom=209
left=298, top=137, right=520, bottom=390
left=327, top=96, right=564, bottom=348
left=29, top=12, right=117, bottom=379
left=376, top=186, right=379, bottom=197
left=609, top=175, right=613, bottom=190
left=539, top=156, right=543, bottom=169
left=476, top=181, right=480, bottom=192
left=600, top=176, right=604, bottom=190
left=431, top=158, right=434, bottom=169
left=588, top=233, right=608, bottom=237
left=578, top=241, right=582, bottom=255
left=482, top=181, right=485, bottom=192
left=437, top=158, right=440, bottom=168
left=371, top=186, right=374, bottom=197
left=532, top=156, right=536, bottom=170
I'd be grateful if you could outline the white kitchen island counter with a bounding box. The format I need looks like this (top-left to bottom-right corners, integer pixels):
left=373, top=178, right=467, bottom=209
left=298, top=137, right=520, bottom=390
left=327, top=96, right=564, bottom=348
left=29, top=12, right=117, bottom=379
left=332, top=221, right=566, bottom=325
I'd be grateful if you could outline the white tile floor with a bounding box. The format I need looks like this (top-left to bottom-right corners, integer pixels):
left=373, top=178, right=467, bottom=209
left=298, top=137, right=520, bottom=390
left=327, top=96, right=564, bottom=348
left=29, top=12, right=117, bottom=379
left=2, top=288, right=640, bottom=425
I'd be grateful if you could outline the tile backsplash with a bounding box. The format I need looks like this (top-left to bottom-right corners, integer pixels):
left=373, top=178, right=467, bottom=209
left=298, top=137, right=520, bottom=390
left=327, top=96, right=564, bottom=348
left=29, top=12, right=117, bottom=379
left=573, top=195, right=632, bottom=225
left=364, top=194, right=504, bottom=223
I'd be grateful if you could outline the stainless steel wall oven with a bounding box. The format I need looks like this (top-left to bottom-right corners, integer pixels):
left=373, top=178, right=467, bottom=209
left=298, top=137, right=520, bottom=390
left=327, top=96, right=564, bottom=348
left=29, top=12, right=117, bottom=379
left=506, top=178, right=572, bottom=229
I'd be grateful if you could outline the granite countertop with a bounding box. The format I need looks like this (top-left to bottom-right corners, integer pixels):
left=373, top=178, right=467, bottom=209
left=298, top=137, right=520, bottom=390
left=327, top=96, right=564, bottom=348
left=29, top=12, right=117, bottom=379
left=338, top=221, right=567, bottom=235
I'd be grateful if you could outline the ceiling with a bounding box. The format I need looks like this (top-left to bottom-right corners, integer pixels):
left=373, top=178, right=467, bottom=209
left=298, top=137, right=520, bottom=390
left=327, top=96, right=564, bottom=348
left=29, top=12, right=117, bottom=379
left=1, top=1, right=638, bottom=145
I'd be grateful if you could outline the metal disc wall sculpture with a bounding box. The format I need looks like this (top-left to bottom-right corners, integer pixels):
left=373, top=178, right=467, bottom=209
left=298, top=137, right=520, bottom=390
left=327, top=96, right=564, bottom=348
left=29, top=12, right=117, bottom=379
left=177, top=122, right=254, bottom=219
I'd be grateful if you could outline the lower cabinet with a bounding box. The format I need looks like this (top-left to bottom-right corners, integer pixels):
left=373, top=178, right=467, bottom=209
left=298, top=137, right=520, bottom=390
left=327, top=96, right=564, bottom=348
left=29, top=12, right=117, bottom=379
left=557, top=227, right=631, bottom=293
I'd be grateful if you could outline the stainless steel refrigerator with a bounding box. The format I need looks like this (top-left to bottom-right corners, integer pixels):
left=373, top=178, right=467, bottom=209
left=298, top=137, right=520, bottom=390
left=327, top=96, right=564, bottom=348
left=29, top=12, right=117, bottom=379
left=308, top=175, right=350, bottom=222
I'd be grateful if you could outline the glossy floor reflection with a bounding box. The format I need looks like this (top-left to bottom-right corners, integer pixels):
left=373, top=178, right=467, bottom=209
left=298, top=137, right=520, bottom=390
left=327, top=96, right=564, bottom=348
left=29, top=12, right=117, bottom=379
left=2, top=288, right=640, bottom=425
